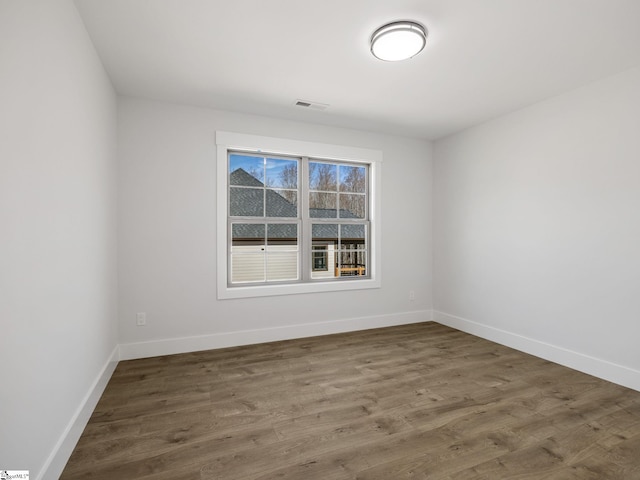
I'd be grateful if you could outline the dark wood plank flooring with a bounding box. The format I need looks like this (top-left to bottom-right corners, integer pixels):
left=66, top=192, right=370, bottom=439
left=60, top=322, right=640, bottom=479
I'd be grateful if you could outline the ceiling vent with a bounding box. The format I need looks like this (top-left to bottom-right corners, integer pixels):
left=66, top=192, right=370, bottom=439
left=294, top=99, right=329, bottom=111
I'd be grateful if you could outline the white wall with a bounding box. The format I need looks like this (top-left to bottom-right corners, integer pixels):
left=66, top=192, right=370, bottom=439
left=0, top=1, right=118, bottom=478
left=433, top=67, right=640, bottom=390
left=117, top=97, right=432, bottom=357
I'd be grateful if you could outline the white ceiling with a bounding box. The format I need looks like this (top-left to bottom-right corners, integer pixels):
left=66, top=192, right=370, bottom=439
left=74, top=0, right=640, bottom=140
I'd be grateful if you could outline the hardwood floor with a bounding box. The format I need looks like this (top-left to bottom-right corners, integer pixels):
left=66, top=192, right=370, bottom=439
left=60, top=323, right=640, bottom=479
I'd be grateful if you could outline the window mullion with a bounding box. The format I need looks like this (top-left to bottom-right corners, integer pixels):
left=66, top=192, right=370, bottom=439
left=300, top=157, right=311, bottom=282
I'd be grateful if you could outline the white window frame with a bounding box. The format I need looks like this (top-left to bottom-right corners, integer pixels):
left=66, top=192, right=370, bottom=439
left=216, top=131, right=382, bottom=299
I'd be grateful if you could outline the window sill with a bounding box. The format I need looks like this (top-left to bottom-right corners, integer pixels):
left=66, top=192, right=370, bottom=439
left=218, top=277, right=381, bottom=300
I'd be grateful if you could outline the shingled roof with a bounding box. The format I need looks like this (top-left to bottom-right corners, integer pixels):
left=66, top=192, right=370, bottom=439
left=230, top=169, right=363, bottom=240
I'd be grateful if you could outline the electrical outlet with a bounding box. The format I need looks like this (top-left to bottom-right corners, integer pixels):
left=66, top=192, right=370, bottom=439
left=136, top=312, right=147, bottom=326
left=409, top=290, right=415, bottom=301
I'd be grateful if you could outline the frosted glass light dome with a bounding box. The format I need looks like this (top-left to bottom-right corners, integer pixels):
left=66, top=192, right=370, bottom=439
left=370, top=21, right=427, bottom=61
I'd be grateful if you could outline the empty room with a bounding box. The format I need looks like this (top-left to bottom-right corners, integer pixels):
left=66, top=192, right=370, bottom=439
left=2, top=0, right=640, bottom=479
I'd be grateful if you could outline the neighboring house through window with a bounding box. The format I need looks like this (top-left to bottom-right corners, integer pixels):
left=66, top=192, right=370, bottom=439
left=312, top=246, right=328, bottom=272
left=216, top=132, right=382, bottom=299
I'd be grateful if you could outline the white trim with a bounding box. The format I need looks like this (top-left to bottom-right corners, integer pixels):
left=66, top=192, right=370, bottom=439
left=119, top=310, right=432, bottom=360
left=218, top=277, right=382, bottom=299
left=434, top=310, right=640, bottom=393
left=216, top=131, right=383, bottom=164
left=216, top=131, right=383, bottom=300
left=39, top=345, right=120, bottom=480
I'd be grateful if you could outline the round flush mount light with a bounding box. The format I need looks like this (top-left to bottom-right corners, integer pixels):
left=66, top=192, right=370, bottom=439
left=370, top=21, right=427, bottom=61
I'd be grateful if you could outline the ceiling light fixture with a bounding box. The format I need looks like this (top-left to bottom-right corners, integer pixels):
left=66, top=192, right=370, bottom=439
left=370, top=21, right=427, bottom=62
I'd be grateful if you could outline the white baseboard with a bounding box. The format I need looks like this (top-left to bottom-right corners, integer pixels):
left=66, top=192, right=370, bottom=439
left=434, top=310, right=640, bottom=393
left=39, top=345, right=120, bottom=480
left=119, top=310, right=433, bottom=360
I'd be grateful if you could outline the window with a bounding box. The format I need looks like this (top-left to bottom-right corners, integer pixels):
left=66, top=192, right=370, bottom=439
left=229, top=153, right=300, bottom=284
left=312, top=246, right=328, bottom=272
left=217, top=132, right=381, bottom=299
left=229, top=154, right=368, bottom=284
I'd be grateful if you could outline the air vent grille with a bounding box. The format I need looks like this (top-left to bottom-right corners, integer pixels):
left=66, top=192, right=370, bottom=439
left=294, top=99, right=329, bottom=111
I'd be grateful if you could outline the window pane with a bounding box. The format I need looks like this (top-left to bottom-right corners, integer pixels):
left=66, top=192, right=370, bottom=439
left=310, top=247, right=336, bottom=279
left=230, top=154, right=264, bottom=186
left=339, top=165, right=366, bottom=193
left=232, top=223, right=265, bottom=246
left=266, top=253, right=298, bottom=281
left=337, top=224, right=366, bottom=277
left=266, top=224, right=298, bottom=281
left=312, top=223, right=338, bottom=242
left=337, top=250, right=366, bottom=277
left=265, top=158, right=297, bottom=189
left=340, top=224, right=366, bottom=245
left=267, top=224, right=298, bottom=248
left=266, top=190, right=297, bottom=217
left=231, top=223, right=266, bottom=283
left=309, top=192, right=337, bottom=218
left=339, top=193, right=366, bottom=219
left=230, top=187, right=263, bottom=217
left=231, top=253, right=265, bottom=283
left=311, top=223, right=336, bottom=279
left=309, top=162, right=337, bottom=191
